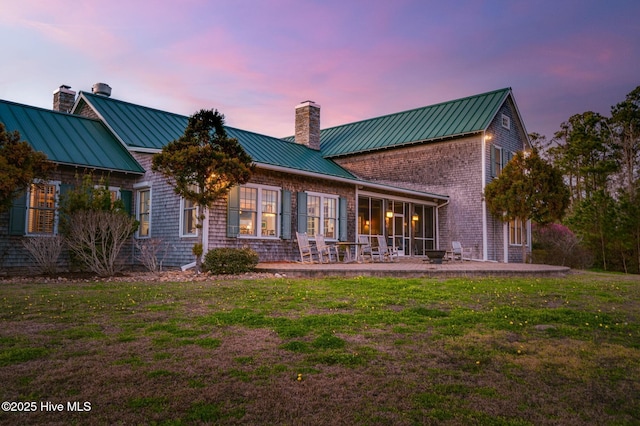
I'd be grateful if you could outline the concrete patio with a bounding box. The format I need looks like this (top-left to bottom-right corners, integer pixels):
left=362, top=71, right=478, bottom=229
left=255, top=257, right=571, bottom=278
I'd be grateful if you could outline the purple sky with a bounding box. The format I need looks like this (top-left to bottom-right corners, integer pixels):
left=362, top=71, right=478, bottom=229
left=1, top=0, right=638, bottom=141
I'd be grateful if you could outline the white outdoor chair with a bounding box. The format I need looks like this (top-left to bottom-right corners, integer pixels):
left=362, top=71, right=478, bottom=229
left=376, top=235, right=399, bottom=262
left=314, top=234, right=338, bottom=263
left=358, top=235, right=373, bottom=262
left=451, top=241, right=472, bottom=261
left=296, top=232, right=314, bottom=263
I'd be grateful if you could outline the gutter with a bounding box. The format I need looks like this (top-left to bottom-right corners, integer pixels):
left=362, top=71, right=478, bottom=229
left=259, top=163, right=449, bottom=203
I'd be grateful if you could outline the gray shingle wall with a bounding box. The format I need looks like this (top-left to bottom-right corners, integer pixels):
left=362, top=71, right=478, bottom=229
left=485, top=99, right=529, bottom=262
left=132, top=153, right=356, bottom=265
left=335, top=135, right=484, bottom=259
left=207, top=169, right=355, bottom=262
left=334, top=99, right=530, bottom=262
left=0, top=167, right=138, bottom=274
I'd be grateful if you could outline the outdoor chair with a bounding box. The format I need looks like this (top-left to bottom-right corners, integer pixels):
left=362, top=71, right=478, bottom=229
left=358, top=235, right=373, bottom=262
left=376, top=235, right=399, bottom=262
left=450, top=241, right=472, bottom=261
left=314, top=234, right=338, bottom=263
left=296, top=232, right=314, bottom=263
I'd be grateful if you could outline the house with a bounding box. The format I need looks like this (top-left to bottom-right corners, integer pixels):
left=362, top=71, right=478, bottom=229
left=0, top=83, right=530, bottom=273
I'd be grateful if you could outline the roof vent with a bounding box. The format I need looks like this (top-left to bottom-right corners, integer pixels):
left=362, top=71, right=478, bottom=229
left=92, top=82, right=112, bottom=97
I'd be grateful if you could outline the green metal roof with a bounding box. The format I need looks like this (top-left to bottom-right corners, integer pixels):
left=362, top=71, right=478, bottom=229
left=79, top=92, right=356, bottom=180
left=0, top=99, right=144, bottom=174
left=314, top=88, right=511, bottom=157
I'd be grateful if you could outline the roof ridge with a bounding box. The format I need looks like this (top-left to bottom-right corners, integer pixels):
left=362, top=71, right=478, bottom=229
left=0, top=98, right=103, bottom=122
left=80, top=91, right=189, bottom=120
left=320, top=87, right=511, bottom=132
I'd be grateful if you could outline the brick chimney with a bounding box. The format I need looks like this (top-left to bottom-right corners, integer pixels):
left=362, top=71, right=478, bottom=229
left=53, top=85, right=76, bottom=113
left=295, top=101, right=321, bottom=150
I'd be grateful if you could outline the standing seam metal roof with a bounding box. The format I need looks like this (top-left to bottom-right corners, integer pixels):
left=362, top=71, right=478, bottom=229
left=79, top=92, right=356, bottom=180
left=0, top=99, right=144, bottom=174
left=316, top=88, right=511, bottom=157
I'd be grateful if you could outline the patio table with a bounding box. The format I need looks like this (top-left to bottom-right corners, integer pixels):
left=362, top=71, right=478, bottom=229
left=335, top=242, right=367, bottom=263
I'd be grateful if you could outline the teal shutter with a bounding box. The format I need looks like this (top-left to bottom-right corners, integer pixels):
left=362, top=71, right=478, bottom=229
left=58, top=184, right=74, bottom=234
left=280, top=189, right=291, bottom=240
left=226, top=186, right=240, bottom=237
left=8, top=191, right=27, bottom=235
left=297, top=192, right=307, bottom=234
left=120, top=190, right=133, bottom=215
left=490, top=146, right=496, bottom=177
left=502, top=149, right=511, bottom=169
left=338, top=197, right=347, bottom=241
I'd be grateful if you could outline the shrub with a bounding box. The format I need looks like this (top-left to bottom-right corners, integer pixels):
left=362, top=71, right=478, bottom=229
left=134, top=238, right=170, bottom=273
left=532, top=223, right=592, bottom=269
left=22, top=236, right=63, bottom=275
left=59, top=175, right=138, bottom=276
left=203, top=248, right=259, bottom=275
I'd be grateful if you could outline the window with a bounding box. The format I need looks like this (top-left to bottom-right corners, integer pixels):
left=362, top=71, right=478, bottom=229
left=501, top=114, right=511, bottom=130
left=27, top=182, right=58, bottom=234
left=306, top=192, right=338, bottom=239
left=180, top=197, right=198, bottom=237
left=137, top=188, right=151, bottom=238
left=491, top=145, right=503, bottom=177
left=509, top=218, right=523, bottom=245
left=238, top=185, right=280, bottom=238
left=261, top=189, right=278, bottom=237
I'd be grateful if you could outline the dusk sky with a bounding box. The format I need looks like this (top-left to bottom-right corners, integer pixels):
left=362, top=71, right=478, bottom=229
left=1, top=0, right=638, bottom=141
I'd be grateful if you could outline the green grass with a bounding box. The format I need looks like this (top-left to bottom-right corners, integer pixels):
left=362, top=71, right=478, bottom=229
left=0, top=272, right=638, bottom=425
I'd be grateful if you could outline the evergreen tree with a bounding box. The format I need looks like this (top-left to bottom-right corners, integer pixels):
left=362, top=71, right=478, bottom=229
left=152, top=109, right=254, bottom=272
left=485, top=149, right=570, bottom=262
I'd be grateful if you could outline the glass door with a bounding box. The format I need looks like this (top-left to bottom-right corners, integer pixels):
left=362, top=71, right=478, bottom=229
left=392, top=214, right=406, bottom=256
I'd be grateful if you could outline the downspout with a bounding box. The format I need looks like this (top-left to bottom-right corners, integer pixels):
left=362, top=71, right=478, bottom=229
left=481, top=132, right=489, bottom=261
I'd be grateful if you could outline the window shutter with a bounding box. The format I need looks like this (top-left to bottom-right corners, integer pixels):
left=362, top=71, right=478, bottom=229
left=8, top=191, right=27, bottom=236
left=120, top=190, right=133, bottom=215
left=57, top=184, right=74, bottom=233
left=338, top=197, right=347, bottom=241
left=296, top=192, right=307, bottom=234
left=226, top=186, right=240, bottom=238
left=490, top=146, right=496, bottom=177
left=280, top=189, right=291, bottom=240
left=502, top=149, right=511, bottom=169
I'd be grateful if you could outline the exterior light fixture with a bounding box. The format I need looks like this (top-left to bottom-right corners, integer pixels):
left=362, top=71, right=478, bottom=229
left=412, top=213, right=419, bottom=221
left=386, top=211, right=393, bottom=218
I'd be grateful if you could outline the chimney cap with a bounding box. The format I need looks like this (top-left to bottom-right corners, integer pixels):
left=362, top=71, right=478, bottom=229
left=295, top=100, right=320, bottom=109
left=53, top=85, right=75, bottom=95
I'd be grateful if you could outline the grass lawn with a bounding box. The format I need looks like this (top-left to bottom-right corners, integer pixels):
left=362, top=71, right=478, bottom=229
left=0, top=271, right=638, bottom=425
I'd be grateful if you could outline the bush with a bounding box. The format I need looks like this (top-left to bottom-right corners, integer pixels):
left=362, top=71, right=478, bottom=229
left=203, top=248, right=259, bottom=275
left=22, top=236, right=63, bottom=275
left=532, top=223, right=592, bottom=269
left=134, top=238, right=170, bottom=273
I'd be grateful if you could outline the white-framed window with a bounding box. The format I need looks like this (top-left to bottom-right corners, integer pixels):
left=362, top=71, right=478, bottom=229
left=27, top=181, right=60, bottom=235
left=136, top=188, right=151, bottom=238
left=492, top=145, right=503, bottom=177
left=180, top=197, right=198, bottom=237
left=501, top=113, right=511, bottom=130
left=306, top=192, right=338, bottom=239
left=239, top=184, right=280, bottom=238
left=509, top=218, right=523, bottom=245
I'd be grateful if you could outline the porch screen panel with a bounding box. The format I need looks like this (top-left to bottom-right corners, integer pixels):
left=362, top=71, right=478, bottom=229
left=370, top=199, right=383, bottom=235
left=358, top=197, right=370, bottom=235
